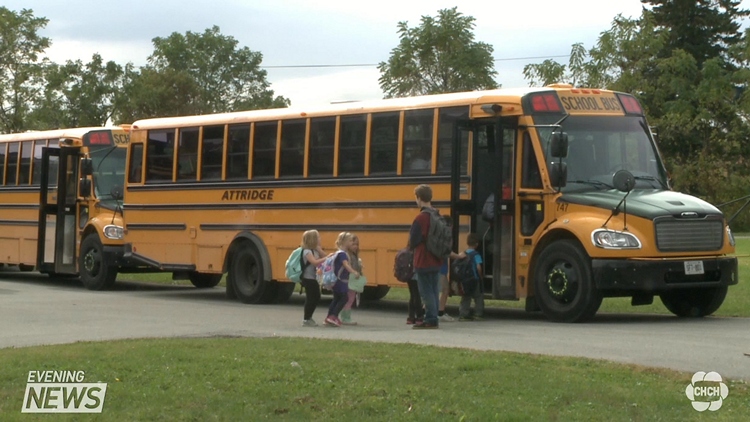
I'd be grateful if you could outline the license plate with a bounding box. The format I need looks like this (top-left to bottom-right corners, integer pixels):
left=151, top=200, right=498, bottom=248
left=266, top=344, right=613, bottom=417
left=684, top=260, right=704, bottom=275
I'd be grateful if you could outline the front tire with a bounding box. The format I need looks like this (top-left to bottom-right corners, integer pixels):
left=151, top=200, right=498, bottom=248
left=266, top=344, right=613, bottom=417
left=533, top=239, right=602, bottom=322
left=361, top=285, right=390, bottom=301
left=660, top=286, right=728, bottom=317
left=228, top=243, right=274, bottom=304
left=189, top=272, right=222, bottom=288
left=79, top=235, right=117, bottom=290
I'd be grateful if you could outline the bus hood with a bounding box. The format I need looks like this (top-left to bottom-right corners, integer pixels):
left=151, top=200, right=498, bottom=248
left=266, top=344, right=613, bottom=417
left=560, top=190, right=723, bottom=220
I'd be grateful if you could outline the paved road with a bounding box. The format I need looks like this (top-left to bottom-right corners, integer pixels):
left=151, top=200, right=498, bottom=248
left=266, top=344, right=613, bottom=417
left=1, top=271, right=749, bottom=381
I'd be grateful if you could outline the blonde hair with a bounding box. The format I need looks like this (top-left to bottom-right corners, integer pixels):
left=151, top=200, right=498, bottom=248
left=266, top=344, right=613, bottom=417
left=335, top=231, right=354, bottom=250
left=301, top=230, right=319, bottom=250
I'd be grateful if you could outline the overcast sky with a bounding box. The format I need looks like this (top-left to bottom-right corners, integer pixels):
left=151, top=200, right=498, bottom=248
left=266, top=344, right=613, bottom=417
left=7, top=1, right=745, bottom=108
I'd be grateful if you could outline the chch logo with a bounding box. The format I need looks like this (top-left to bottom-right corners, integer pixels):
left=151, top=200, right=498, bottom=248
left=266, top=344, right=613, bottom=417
left=685, top=371, right=728, bottom=411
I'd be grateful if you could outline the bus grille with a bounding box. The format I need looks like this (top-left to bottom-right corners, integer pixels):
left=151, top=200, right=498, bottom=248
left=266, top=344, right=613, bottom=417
left=654, top=219, right=723, bottom=252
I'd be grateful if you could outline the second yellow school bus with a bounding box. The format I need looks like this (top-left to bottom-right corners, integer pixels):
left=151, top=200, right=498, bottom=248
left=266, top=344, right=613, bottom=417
left=122, top=84, right=737, bottom=322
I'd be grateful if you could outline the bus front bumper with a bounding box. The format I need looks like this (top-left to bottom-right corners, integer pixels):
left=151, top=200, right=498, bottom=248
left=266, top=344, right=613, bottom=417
left=592, top=256, right=738, bottom=292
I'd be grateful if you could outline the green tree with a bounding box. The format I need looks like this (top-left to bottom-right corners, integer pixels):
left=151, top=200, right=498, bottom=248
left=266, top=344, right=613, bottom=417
left=378, top=7, right=497, bottom=98
left=117, top=26, right=288, bottom=121
left=30, top=54, right=124, bottom=129
left=522, top=43, right=588, bottom=87
left=0, top=7, right=49, bottom=133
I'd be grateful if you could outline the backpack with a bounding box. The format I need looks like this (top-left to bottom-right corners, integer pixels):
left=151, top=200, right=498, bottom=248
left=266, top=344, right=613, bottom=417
left=393, top=248, right=414, bottom=282
left=450, top=250, right=479, bottom=295
left=284, top=247, right=308, bottom=283
left=424, top=209, right=452, bottom=259
left=317, top=251, right=343, bottom=289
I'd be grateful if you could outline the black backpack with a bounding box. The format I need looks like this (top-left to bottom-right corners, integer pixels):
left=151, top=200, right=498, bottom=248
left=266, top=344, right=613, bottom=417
left=450, top=250, right=480, bottom=295
left=424, top=209, right=452, bottom=259
left=393, top=248, right=414, bottom=282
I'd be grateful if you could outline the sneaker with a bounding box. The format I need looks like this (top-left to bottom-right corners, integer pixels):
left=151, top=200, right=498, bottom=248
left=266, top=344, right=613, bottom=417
left=458, top=316, right=474, bottom=322
left=439, top=314, right=455, bottom=322
left=412, top=322, right=438, bottom=329
left=333, top=316, right=343, bottom=327
left=302, top=319, right=318, bottom=327
left=324, top=316, right=340, bottom=327
left=406, top=318, right=415, bottom=325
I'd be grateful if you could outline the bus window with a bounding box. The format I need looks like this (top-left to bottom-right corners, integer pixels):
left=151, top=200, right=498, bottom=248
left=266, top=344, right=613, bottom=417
left=402, top=109, right=434, bottom=174
left=339, top=115, right=366, bottom=177
left=201, top=125, right=224, bottom=181
left=308, top=117, right=335, bottom=177
left=0, top=143, right=6, bottom=185
left=226, top=124, right=250, bottom=180
left=521, top=132, right=542, bottom=189
left=146, top=129, right=175, bottom=183
left=369, top=112, right=399, bottom=175
left=31, top=140, right=47, bottom=186
left=19, top=141, right=33, bottom=185
left=6, top=142, right=19, bottom=186
left=252, top=122, right=277, bottom=179
left=177, top=128, right=199, bottom=181
left=279, top=119, right=305, bottom=178
left=437, top=106, right=469, bottom=174
left=128, top=144, right=144, bottom=184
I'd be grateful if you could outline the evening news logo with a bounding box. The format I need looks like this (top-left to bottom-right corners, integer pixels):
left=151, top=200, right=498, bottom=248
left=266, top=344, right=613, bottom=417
left=685, top=371, right=728, bottom=412
left=21, top=371, right=107, bottom=413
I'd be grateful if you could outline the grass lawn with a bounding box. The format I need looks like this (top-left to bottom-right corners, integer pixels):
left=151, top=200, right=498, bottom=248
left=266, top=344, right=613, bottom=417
left=2, top=338, right=747, bottom=421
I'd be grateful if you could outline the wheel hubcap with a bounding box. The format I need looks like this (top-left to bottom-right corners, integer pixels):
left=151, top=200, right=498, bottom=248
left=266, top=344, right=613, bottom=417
left=84, top=250, right=99, bottom=275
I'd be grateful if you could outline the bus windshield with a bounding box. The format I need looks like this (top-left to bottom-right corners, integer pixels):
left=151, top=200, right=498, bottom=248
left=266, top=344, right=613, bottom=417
left=89, top=146, right=126, bottom=203
left=535, top=115, right=669, bottom=192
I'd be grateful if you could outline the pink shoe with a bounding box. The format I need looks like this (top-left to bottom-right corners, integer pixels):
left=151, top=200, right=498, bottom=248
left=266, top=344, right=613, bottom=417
left=325, top=316, right=339, bottom=327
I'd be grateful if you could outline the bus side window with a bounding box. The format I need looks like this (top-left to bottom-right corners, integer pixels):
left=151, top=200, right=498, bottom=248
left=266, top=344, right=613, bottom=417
left=369, top=112, right=399, bottom=175
left=19, top=141, right=33, bottom=185
left=177, top=128, right=199, bottom=181
left=0, top=143, right=5, bottom=185
left=146, top=130, right=175, bottom=183
left=226, top=124, right=250, bottom=180
left=201, top=125, right=224, bottom=181
left=31, top=140, right=47, bottom=186
left=252, top=122, right=277, bottom=179
left=6, top=142, right=19, bottom=186
left=279, top=119, right=305, bottom=178
left=436, top=106, right=470, bottom=174
left=338, top=115, right=366, bottom=177
left=402, top=109, right=434, bottom=174
left=129, top=144, right=144, bottom=184
left=308, top=117, right=335, bottom=177
left=521, top=132, right=542, bottom=189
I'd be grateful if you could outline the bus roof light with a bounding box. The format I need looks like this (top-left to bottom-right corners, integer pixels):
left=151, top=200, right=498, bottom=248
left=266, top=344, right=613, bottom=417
left=531, top=94, right=562, bottom=112
left=617, top=94, right=643, bottom=115
left=481, top=104, right=502, bottom=114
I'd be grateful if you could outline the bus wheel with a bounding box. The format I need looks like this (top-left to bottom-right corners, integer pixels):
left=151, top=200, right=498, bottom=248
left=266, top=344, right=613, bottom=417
left=533, top=240, right=602, bottom=323
left=79, top=235, right=117, bottom=290
left=229, top=244, right=271, bottom=304
left=361, top=285, right=390, bottom=301
left=19, top=264, right=34, bottom=272
left=189, top=272, right=222, bottom=288
left=659, top=286, right=727, bottom=318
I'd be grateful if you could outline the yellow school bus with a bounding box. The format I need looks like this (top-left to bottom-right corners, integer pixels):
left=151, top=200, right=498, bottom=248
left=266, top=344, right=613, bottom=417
left=123, top=84, right=737, bottom=321
left=0, top=126, right=130, bottom=289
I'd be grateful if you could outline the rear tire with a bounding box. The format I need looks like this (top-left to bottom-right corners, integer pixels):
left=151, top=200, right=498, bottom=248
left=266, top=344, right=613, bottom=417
left=659, top=286, right=727, bottom=317
left=79, top=235, right=117, bottom=290
left=189, top=272, right=222, bottom=288
left=228, top=243, right=274, bottom=304
left=18, top=264, right=34, bottom=272
left=360, top=285, right=390, bottom=301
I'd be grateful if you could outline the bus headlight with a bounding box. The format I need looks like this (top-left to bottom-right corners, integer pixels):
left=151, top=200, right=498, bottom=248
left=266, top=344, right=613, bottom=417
left=103, top=225, right=124, bottom=240
left=591, top=229, right=641, bottom=249
left=727, top=226, right=735, bottom=247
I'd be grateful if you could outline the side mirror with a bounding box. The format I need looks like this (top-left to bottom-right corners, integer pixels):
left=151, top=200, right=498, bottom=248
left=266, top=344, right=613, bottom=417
left=549, top=162, right=567, bottom=188
left=613, top=169, right=635, bottom=192
left=550, top=132, right=569, bottom=158
left=81, top=158, right=93, bottom=176
left=110, top=185, right=123, bottom=201
left=79, top=178, right=92, bottom=197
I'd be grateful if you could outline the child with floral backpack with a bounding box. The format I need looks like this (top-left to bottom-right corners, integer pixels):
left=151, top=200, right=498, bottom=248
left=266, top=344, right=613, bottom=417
left=341, top=234, right=362, bottom=325
left=325, top=232, right=360, bottom=327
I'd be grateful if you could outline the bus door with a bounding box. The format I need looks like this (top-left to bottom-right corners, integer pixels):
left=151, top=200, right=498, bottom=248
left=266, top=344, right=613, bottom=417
left=37, top=146, right=80, bottom=274
left=452, top=118, right=516, bottom=299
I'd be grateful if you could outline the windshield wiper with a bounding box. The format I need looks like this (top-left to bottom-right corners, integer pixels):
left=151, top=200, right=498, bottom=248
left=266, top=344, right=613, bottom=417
left=633, top=175, right=668, bottom=189
left=566, top=179, right=615, bottom=190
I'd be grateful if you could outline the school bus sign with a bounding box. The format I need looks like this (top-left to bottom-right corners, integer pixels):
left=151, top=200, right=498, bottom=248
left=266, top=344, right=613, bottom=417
left=559, top=93, right=624, bottom=115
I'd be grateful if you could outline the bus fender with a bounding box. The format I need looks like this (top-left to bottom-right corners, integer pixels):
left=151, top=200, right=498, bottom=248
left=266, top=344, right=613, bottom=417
left=225, top=231, right=273, bottom=281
